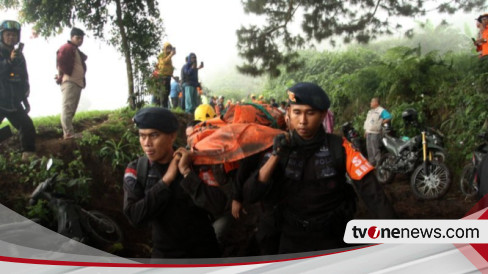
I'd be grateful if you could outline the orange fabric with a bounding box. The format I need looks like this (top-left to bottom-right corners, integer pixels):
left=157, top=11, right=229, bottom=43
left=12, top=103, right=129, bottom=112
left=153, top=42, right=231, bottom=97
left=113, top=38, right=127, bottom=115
left=481, top=26, right=488, bottom=57
left=223, top=104, right=286, bottom=129
left=187, top=117, right=227, bottom=148
left=188, top=104, right=286, bottom=165
left=224, top=161, right=240, bottom=173
left=342, top=137, right=374, bottom=180
left=191, top=123, right=284, bottom=165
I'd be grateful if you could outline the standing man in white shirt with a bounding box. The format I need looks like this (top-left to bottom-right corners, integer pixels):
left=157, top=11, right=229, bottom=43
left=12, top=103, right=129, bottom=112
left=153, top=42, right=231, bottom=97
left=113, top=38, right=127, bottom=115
left=55, top=27, right=87, bottom=139
left=363, top=97, right=391, bottom=166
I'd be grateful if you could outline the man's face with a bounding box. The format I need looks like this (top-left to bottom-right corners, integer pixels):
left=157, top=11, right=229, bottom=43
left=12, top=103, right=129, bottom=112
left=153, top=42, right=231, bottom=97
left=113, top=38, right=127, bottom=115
left=287, top=104, right=326, bottom=140
left=71, top=35, right=84, bottom=47
left=370, top=98, right=379, bottom=109
left=190, top=55, right=196, bottom=63
left=2, top=30, right=18, bottom=47
left=482, top=16, right=488, bottom=27
left=139, top=129, right=176, bottom=164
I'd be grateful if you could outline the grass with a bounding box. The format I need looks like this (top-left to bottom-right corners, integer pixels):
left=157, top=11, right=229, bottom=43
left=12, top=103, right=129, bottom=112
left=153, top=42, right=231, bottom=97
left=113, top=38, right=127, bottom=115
left=1, top=106, right=188, bottom=136
left=1, top=109, right=122, bottom=131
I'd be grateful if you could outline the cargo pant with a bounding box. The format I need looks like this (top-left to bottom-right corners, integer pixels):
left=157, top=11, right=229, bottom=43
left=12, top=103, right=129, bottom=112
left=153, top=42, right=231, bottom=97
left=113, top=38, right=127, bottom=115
left=60, top=81, right=82, bottom=138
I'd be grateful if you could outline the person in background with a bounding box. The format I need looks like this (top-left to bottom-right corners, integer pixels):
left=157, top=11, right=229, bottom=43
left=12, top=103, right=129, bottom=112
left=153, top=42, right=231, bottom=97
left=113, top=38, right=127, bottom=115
left=0, top=20, right=36, bottom=161
left=154, top=42, right=175, bottom=108
left=182, top=53, right=203, bottom=114
left=474, top=16, right=485, bottom=58
left=475, top=13, right=488, bottom=68
left=363, top=97, right=391, bottom=166
left=179, top=56, right=188, bottom=111
left=169, top=76, right=181, bottom=109
left=251, top=94, right=257, bottom=104
left=215, top=96, right=225, bottom=116
left=56, top=27, right=87, bottom=140
left=322, top=109, right=335, bottom=134
left=278, top=101, right=287, bottom=114
left=270, top=98, right=278, bottom=108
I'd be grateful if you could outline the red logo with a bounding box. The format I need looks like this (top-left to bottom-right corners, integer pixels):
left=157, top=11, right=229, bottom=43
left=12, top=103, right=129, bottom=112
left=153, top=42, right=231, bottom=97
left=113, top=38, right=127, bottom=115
left=368, top=226, right=380, bottom=239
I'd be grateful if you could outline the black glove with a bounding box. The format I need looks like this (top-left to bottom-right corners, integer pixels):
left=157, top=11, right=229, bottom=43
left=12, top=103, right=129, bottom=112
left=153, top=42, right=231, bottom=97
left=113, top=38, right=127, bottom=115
left=272, top=133, right=291, bottom=157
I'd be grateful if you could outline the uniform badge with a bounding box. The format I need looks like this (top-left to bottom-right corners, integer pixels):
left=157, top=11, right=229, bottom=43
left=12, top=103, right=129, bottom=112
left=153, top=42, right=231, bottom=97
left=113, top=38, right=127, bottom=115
left=287, top=90, right=296, bottom=102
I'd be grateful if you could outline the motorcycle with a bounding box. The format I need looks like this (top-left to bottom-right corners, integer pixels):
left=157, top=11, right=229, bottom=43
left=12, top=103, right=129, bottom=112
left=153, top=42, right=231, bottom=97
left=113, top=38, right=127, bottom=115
left=459, top=132, right=488, bottom=198
left=375, top=109, right=450, bottom=200
left=341, top=122, right=364, bottom=153
left=29, top=159, right=123, bottom=246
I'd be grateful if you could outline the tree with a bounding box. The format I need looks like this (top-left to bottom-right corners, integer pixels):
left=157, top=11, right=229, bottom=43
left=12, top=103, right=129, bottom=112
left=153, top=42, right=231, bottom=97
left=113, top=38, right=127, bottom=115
left=0, top=0, right=163, bottom=109
left=237, top=0, right=487, bottom=77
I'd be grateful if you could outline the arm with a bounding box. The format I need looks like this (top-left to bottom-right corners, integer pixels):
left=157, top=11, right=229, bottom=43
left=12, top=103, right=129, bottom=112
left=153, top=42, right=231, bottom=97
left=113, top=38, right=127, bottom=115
left=159, top=51, right=175, bottom=64
left=175, top=147, right=228, bottom=217
left=242, top=152, right=280, bottom=204
left=179, top=170, right=228, bottom=217
left=242, top=133, right=290, bottom=203
left=352, top=172, right=397, bottom=219
left=56, top=44, right=75, bottom=76
left=0, top=50, right=12, bottom=76
left=122, top=160, right=174, bottom=226
left=381, top=109, right=392, bottom=121
left=231, top=153, right=264, bottom=219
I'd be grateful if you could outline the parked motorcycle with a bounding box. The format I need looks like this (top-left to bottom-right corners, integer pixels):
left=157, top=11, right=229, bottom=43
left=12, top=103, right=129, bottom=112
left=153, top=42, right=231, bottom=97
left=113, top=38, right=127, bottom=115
left=29, top=159, right=123, bottom=245
left=375, top=109, right=451, bottom=200
left=459, top=132, right=488, bottom=198
left=341, top=122, right=363, bottom=152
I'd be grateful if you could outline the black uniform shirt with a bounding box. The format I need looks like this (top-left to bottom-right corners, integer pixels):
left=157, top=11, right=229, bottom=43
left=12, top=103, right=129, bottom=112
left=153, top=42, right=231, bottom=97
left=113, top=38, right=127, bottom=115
left=123, top=158, right=219, bottom=258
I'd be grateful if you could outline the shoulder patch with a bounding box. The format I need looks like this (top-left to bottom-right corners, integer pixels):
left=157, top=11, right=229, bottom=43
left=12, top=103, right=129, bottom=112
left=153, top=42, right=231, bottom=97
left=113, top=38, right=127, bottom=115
left=342, top=137, right=374, bottom=180
left=124, top=167, right=137, bottom=180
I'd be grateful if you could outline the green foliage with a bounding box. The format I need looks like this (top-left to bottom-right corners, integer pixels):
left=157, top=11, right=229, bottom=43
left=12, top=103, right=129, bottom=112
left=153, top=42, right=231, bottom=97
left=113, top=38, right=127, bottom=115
left=237, top=0, right=486, bottom=77
left=0, top=0, right=164, bottom=109
left=264, top=34, right=488, bottom=176
left=26, top=200, right=52, bottom=224
left=77, top=132, right=102, bottom=147
left=99, top=130, right=140, bottom=169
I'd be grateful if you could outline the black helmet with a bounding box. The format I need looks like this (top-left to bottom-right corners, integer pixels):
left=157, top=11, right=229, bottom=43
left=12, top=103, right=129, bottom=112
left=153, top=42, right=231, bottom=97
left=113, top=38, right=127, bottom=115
left=0, top=20, right=21, bottom=44
left=402, top=108, right=418, bottom=125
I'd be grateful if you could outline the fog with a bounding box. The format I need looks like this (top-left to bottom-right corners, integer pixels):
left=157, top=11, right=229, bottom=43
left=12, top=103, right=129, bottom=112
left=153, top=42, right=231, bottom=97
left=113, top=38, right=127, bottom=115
left=0, top=1, right=483, bottom=118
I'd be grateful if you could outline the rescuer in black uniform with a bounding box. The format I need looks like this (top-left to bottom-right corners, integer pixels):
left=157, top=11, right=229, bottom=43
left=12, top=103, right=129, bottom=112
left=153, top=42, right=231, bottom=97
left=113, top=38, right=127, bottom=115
left=243, top=82, right=396, bottom=254
left=123, top=107, right=220, bottom=259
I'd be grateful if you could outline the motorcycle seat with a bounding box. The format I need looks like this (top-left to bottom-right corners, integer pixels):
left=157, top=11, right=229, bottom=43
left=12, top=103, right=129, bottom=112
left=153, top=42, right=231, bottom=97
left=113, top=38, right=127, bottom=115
left=383, top=135, right=413, bottom=156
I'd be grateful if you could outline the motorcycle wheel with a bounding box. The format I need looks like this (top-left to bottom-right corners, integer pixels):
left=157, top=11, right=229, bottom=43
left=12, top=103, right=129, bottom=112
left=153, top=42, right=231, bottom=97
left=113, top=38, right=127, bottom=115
left=84, top=210, right=123, bottom=245
left=410, top=162, right=451, bottom=200
left=459, top=163, right=478, bottom=197
left=432, top=151, right=446, bottom=163
left=375, top=153, right=396, bottom=184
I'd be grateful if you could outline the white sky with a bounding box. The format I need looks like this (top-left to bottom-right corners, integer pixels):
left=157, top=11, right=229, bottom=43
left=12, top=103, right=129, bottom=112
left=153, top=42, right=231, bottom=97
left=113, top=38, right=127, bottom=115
left=0, top=1, right=484, bottom=118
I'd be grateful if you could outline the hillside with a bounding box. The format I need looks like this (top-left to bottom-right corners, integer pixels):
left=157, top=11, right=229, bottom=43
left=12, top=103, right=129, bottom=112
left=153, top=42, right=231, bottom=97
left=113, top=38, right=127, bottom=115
left=0, top=108, right=479, bottom=257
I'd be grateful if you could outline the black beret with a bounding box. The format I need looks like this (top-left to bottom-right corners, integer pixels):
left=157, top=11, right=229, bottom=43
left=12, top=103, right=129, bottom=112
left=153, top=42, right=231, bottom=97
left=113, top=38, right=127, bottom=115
left=133, top=107, right=178, bottom=133
left=70, top=27, right=85, bottom=37
left=287, top=82, right=330, bottom=111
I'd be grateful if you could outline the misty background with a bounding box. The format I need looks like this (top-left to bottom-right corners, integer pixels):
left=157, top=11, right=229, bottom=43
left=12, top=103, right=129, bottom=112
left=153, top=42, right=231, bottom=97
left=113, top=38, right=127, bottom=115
left=0, top=0, right=482, bottom=118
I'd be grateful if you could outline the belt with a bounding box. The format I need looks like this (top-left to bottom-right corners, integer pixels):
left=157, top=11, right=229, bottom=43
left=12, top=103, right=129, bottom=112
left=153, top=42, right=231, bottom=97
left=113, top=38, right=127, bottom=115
left=282, top=210, right=334, bottom=232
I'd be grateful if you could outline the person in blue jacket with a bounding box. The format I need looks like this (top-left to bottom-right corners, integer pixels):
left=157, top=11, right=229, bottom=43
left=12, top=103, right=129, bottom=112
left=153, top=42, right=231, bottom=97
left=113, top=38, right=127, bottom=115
left=182, top=53, right=203, bottom=114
